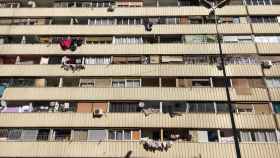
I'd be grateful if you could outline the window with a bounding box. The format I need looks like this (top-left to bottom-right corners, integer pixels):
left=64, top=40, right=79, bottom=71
left=240, top=130, right=276, bottom=142
left=162, top=102, right=186, bottom=113
left=0, top=129, right=8, bottom=141
left=184, top=35, right=217, bottom=43
left=37, top=129, right=50, bottom=141
left=191, top=79, right=211, bottom=87
left=244, top=0, right=272, bottom=5
left=240, top=131, right=252, bottom=142
left=123, top=130, right=131, bottom=140
left=273, top=102, right=280, bottom=113
left=116, top=18, right=141, bottom=25
left=221, top=17, right=240, bottom=24
left=109, top=102, right=140, bottom=112
left=224, top=56, right=256, bottom=64
left=108, top=129, right=133, bottom=140
left=79, top=79, right=95, bottom=87
left=208, top=130, right=219, bottom=142
left=84, top=56, right=111, bottom=65
left=142, top=101, right=160, bottom=112
left=126, top=79, right=140, bottom=88
left=165, top=17, right=180, bottom=24
left=220, top=130, right=234, bottom=143
left=265, top=131, right=277, bottom=142
left=223, top=36, right=252, bottom=43
left=250, top=16, right=277, bottom=23
left=254, top=36, right=280, bottom=43
left=184, top=55, right=219, bottom=65
left=86, top=37, right=113, bottom=44
left=89, top=18, right=115, bottom=25
left=235, top=104, right=253, bottom=113
left=112, top=80, right=125, bottom=88
left=161, top=77, right=176, bottom=87
left=8, top=129, right=22, bottom=140
left=265, top=78, right=280, bottom=88
left=188, top=102, right=215, bottom=113
left=112, top=79, right=141, bottom=88
left=216, top=103, right=229, bottom=113
left=53, top=129, right=71, bottom=141
left=113, top=36, right=143, bottom=44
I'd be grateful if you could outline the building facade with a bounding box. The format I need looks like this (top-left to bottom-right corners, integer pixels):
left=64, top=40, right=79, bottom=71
left=0, top=0, right=280, bottom=157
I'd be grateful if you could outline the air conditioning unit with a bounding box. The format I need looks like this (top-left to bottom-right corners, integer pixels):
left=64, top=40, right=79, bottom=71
left=94, top=108, right=104, bottom=117
left=262, top=60, right=273, bottom=69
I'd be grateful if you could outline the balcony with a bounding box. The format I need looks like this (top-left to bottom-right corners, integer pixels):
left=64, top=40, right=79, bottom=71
left=251, top=23, right=280, bottom=34
left=256, top=43, right=280, bottom=55
left=229, top=88, right=269, bottom=102
left=234, top=114, right=276, bottom=129
left=217, top=24, right=252, bottom=34
left=0, top=6, right=248, bottom=18
left=225, top=64, right=262, bottom=77
left=263, top=65, right=280, bottom=77
left=0, top=25, right=217, bottom=35
left=0, top=65, right=223, bottom=77
left=0, top=141, right=278, bottom=158
left=215, top=5, right=247, bottom=16
left=0, top=113, right=231, bottom=128
left=0, top=141, right=236, bottom=158
left=240, top=143, right=280, bottom=158
left=0, top=43, right=219, bottom=55
left=221, top=43, right=257, bottom=54
left=247, top=5, right=280, bottom=15
left=1, top=87, right=227, bottom=101
left=268, top=88, right=280, bottom=101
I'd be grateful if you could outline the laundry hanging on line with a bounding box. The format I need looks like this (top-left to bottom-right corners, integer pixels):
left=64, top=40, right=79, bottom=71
left=59, top=37, right=83, bottom=51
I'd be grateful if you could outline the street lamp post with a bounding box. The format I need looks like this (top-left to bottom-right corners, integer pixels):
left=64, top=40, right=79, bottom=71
left=202, top=1, right=242, bottom=158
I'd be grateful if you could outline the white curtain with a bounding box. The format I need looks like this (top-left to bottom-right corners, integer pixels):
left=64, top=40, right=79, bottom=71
left=84, top=57, right=111, bottom=65
left=254, top=131, right=266, bottom=142
left=265, top=78, right=280, bottom=88
left=240, top=131, right=252, bottom=142
left=197, top=131, right=208, bottom=142
left=265, top=131, right=277, bottom=142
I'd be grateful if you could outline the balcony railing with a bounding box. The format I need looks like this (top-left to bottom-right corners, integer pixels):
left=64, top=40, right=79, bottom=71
left=256, top=43, right=280, bottom=55
left=0, top=141, right=236, bottom=158
left=234, top=114, right=276, bottom=129
left=0, top=113, right=232, bottom=128
left=0, top=64, right=224, bottom=77
left=0, top=25, right=217, bottom=35
left=0, top=141, right=279, bottom=158
left=1, top=87, right=227, bottom=101
left=264, top=64, right=280, bottom=77
left=0, top=112, right=276, bottom=129
left=251, top=23, right=280, bottom=34
left=247, top=5, right=280, bottom=15
left=229, top=88, right=269, bottom=102
left=268, top=88, right=280, bottom=101
left=225, top=64, right=263, bottom=77
left=0, top=43, right=220, bottom=55
left=0, top=6, right=248, bottom=17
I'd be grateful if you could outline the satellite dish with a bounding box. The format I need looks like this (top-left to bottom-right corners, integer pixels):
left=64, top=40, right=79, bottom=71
left=139, top=102, right=145, bottom=108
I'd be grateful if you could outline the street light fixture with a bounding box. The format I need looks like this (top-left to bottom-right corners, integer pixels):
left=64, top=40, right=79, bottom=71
left=201, top=1, right=242, bottom=158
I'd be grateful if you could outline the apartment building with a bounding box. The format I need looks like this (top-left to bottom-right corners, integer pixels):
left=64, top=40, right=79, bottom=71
left=0, top=0, right=280, bottom=157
